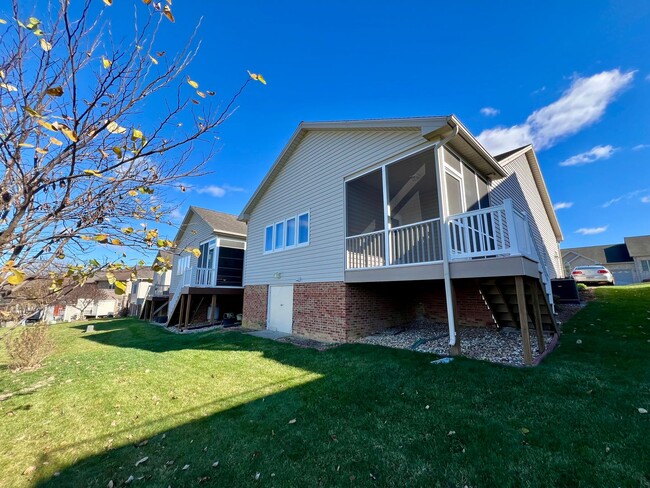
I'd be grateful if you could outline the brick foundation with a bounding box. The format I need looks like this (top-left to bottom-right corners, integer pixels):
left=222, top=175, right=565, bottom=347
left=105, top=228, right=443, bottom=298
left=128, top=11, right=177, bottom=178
left=245, top=280, right=495, bottom=342
left=242, top=285, right=268, bottom=330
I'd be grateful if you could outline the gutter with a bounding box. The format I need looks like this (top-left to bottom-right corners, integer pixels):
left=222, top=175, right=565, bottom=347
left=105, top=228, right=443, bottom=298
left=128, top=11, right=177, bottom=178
left=433, top=126, right=460, bottom=349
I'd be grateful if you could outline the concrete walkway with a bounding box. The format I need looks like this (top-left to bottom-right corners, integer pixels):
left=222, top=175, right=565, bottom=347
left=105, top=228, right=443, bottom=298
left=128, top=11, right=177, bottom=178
left=246, top=330, right=291, bottom=340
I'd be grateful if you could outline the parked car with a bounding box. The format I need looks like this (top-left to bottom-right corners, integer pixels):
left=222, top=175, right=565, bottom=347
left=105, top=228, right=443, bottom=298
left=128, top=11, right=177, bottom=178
left=571, top=265, right=615, bottom=286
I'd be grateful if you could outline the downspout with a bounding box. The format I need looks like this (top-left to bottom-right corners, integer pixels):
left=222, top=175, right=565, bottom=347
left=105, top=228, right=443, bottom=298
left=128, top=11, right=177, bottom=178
left=432, top=126, right=459, bottom=349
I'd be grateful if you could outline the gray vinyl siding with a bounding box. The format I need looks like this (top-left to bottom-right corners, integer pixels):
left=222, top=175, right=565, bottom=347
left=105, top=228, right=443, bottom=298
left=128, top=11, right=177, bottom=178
left=244, top=129, right=428, bottom=285
left=169, top=211, right=216, bottom=297
left=489, top=153, right=562, bottom=278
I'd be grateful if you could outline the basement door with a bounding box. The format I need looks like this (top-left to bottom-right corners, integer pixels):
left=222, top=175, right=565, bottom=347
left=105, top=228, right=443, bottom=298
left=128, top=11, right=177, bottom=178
left=268, top=285, right=293, bottom=334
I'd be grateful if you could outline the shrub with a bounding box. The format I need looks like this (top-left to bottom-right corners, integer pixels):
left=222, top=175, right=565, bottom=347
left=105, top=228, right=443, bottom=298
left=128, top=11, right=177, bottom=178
left=576, top=283, right=588, bottom=291
left=4, top=325, right=54, bottom=371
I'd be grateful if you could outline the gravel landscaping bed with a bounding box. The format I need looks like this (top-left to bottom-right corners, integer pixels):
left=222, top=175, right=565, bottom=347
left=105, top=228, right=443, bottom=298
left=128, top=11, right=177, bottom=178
left=358, top=321, right=555, bottom=366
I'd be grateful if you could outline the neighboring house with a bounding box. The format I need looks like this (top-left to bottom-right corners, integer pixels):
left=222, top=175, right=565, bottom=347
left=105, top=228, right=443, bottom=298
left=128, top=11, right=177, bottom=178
left=57, top=270, right=133, bottom=321
left=127, top=268, right=154, bottom=317
left=239, top=116, right=563, bottom=365
left=161, top=207, right=247, bottom=328
left=562, top=234, right=650, bottom=285
left=140, top=251, right=173, bottom=322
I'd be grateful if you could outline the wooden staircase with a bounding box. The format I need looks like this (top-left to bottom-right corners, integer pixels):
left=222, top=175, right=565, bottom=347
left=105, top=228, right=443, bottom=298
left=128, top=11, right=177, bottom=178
left=479, top=275, right=559, bottom=365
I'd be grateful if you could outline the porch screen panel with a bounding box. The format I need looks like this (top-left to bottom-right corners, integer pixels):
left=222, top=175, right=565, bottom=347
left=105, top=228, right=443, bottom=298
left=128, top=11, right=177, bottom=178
left=386, top=149, right=439, bottom=228
left=346, top=169, right=384, bottom=236
left=462, top=164, right=479, bottom=211
left=477, top=177, right=490, bottom=209
left=445, top=173, right=463, bottom=215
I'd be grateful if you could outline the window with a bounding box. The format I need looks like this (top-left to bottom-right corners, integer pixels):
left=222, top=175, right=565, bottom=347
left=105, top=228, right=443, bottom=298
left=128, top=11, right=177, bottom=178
left=198, top=239, right=215, bottom=268
left=264, top=226, right=273, bottom=253
left=176, top=255, right=190, bottom=275
left=263, top=212, right=310, bottom=254
left=274, top=221, right=284, bottom=250
left=642, top=260, right=650, bottom=272
left=298, top=213, right=309, bottom=245
left=286, top=217, right=296, bottom=248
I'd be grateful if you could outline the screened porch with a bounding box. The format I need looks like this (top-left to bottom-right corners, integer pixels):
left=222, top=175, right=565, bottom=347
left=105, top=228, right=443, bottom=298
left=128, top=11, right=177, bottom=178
left=345, top=147, right=493, bottom=270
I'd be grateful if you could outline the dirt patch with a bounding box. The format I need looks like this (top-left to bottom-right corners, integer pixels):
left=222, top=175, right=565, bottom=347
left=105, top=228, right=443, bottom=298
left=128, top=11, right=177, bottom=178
left=276, top=335, right=338, bottom=351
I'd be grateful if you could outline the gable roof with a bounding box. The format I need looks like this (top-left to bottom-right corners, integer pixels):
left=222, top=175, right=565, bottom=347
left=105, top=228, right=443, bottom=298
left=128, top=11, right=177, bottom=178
left=624, top=235, right=650, bottom=257
left=174, top=207, right=246, bottom=244
left=238, top=115, right=507, bottom=221
left=494, top=145, right=564, bottom=242
left=562, top=244, right=633, bottom=265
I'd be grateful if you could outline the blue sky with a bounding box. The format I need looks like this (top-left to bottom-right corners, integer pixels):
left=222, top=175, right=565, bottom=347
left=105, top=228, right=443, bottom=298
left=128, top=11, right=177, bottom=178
left=99, top=1, right=650, bottom=255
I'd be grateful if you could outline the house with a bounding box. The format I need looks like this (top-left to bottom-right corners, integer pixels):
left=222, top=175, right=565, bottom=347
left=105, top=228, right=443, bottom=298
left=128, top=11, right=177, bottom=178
left=562, top=234, right=650, bottom=285
left=161, top=207, right=247, bottom=328
left=239, top=116, right=564, bottom=365
left=127, top=268, right=154, bottom=317
left=139, top=251, right=173, bottom=322
left=57, top=270, right=134, bottom=321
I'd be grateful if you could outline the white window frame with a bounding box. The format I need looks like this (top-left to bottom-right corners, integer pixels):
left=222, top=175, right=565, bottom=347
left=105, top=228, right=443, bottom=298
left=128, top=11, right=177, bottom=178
left=297, top=212, right=310, bottom=247
left=264, top=225, right=274, bottom=254
left=262, top=211, right=310, bottom=254
left=641, top=259, right=650, bottom=272
left=176, top=255, right=190, bottom=276
left=285, top=217, right=297, bottom=249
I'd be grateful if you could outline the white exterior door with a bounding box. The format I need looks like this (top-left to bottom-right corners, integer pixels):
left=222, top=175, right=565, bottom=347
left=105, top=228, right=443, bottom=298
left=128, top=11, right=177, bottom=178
left=268, top=285, right=293, bottom=333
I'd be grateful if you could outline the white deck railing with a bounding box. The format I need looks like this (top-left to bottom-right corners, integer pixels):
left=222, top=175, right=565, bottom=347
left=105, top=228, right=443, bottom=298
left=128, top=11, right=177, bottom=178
left=183, top=267, right=216, bottom=287
left=389, top=218, right=442, bottom=265
left=346, top=219, right=442, bottom=269
left=346, top=230, right=386, bottom=269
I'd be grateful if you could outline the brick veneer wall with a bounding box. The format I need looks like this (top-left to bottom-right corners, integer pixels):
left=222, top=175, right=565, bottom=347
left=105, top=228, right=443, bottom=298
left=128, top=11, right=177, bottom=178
left=242, top=285, right=268, bottom=330
left=245, top=279, right=495, bottom=342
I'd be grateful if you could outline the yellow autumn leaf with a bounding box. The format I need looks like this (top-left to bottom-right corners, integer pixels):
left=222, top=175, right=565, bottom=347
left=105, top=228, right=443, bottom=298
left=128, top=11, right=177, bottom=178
left=83, top=169, right=103, bottom=177
left=106, top=121, right=127, bottom=134
left=114, top=280, right=127, bottom=295
left=0, top=83, right=18, bottom=92
left=25, top=106, right=41, bottom=117
left=111, top=238, right=123, bottom=246
left=187, top=77, right=199, bottom=89
left=148, top=55, right=158, bottom=65
left=103, top=0, right=112, bottom=5
left=7, top=269, right=26, bottom=285
left=256, top=74, right=267, bottom=85
left=60, top=127, right=78, bottom=142
left=132, top=128, right=143, bottom=140
left=18, top=142, right=34, bottom=148
left=128, top=190, right=138, bottom=197
left=162, top=5, right=175, bottom=22
left=196, top=90, right=206, bottom=98
left=189, top=248, right=201, bottom=258
left=35, top=147, right=48, bottom=155
left=102, top=56, right=112, bottom=69
left=50, top=136, right=63, bottom=146
left=37, top=119, right=56, bottom=131
left=113, top=146, right=123, bottom=158
left=0, top=70, right=5, bottom=79
left=0, top=19, right=7, bottom=25
left=45, top=86, right=63, bottom=97
left=142, top=0, right=152, bottom=4
left=39, top=38, right=52, bottom=51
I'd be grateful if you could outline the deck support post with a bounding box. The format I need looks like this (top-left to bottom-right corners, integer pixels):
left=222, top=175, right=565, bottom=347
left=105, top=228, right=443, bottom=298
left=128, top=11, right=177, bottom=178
left=210, top=294, right=217, bottom=323
left=515, top=276, right=533, bottom=366
left=184, top=294, right=192, bottom=330
left=178, top=295, right=186, bottom=329
left=529, top=279, right=545, bottom=353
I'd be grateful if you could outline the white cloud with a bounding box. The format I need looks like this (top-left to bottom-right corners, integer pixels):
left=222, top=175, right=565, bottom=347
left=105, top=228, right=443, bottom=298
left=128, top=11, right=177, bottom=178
left=553, top=202, right=574, bottom=210
left=478, top=69, right=635, bottom=154
left=641, top=196, right=650, bottom=203
left=558, top=145, right=616, bottom=167
left=222, top=184, right=245, bottom=193
left=602, top=188, right=650, bottom=207
left=646, top=74, right=650, bottom=81
left=575, top=226, right=608, bottom=235
left=169, top=208, right=184, bottom=221
left=480, top=107, right=500, bottom=117
left=196, top=185, right=227, bottom=197
left=633, top=144, right=650, bottom=151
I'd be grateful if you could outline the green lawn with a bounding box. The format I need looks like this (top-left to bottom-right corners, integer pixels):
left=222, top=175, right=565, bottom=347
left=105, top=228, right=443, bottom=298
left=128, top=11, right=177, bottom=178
left=1, top=285, right=649, bottom=487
